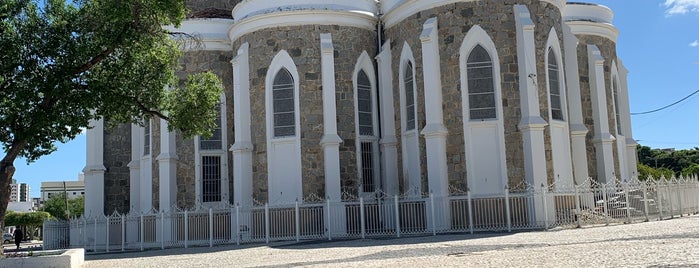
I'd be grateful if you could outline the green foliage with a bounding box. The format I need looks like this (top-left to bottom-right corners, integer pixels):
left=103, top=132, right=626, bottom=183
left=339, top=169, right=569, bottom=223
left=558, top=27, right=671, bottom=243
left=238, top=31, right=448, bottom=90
left=41, top=193, right=84, bottom=220
left=5, top=210, right=51, bottom=240
left=682, top=164, right=699, bottom=177
left=0, top=0, right=222, bottom=243
left=636, top=145, right=699, bottom=178
left=1, top=0, right=222, bottom=162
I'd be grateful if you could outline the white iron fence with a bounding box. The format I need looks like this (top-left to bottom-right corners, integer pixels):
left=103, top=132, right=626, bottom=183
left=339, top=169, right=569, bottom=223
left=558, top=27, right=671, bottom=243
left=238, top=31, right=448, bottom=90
left=43, top=176, right=699, bottom=251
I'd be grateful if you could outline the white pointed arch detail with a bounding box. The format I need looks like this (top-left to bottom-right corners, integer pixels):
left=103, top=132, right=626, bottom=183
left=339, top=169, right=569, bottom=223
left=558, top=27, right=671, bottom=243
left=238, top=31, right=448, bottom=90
left=265, top=50, right=302, bottom=204
left=353, top=51, right=381, bottom=194
left=544, top=27, right=574, bottom=188
left=398, top=42, right=422, bottom=195
left=458, top=25, right=507, bottom=195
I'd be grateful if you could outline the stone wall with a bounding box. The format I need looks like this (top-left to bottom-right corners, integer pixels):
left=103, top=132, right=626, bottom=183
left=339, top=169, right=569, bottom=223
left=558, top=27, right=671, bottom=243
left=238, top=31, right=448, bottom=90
left=576, top=35, right=619, bottom=181
left=185, top=0, right=239, bottom=18
left=151, top=119, right=160, bottom=211
left=103, top=123, right=131, bottom=214
left=232, top=25, right=376, bottom=202
left=175, top=50, right=235, bottom=208
left=384, top=1, right=562, bottom=192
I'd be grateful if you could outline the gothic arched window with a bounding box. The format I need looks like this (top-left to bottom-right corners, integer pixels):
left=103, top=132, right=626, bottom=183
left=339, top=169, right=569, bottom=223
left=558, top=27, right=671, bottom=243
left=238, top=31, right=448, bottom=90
left=467, top=45, right=496, bottom=120
left=404, top=62, right=416, bottom=130
left=548, top=49, right=564, bottom=121
left=272, top=68, right=295, bottom=138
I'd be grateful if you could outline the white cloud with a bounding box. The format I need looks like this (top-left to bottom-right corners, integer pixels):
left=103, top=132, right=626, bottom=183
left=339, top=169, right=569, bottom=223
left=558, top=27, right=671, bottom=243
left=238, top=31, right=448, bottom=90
left=691, top=40, right=699, bottom=47
left=664, top=0, right=699, bottom=15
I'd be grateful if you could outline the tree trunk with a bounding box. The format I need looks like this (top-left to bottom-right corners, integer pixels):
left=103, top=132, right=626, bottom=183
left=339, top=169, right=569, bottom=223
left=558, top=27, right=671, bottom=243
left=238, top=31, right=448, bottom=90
left=1, top=142, right=25, bottom=257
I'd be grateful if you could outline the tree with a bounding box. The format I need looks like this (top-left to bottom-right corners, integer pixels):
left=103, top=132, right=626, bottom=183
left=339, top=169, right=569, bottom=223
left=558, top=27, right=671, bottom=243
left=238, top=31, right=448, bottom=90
left=41, top=193, right=84, bottom=220
left=5, top=210, right=51, bottom=240
left=0, top=0, right=223, bottom=253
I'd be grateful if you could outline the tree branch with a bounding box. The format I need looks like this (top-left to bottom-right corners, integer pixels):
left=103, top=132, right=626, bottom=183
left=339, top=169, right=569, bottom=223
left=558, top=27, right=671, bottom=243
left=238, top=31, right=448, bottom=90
left=129, top=95, right=170, bottom=121
left=73, top=47, right=115, bottom=75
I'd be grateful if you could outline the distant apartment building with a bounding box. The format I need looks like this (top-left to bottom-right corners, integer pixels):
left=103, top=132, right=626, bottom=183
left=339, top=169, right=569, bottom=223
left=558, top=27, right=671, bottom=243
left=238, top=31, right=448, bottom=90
left=10, top=179, right=30, bottom=202
left=40, top=174, right=86, bottom=203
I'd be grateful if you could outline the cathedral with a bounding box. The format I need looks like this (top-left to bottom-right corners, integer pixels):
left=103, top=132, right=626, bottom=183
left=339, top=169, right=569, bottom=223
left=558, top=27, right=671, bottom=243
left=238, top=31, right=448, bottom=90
left=83, top=0, right=637, bottom=217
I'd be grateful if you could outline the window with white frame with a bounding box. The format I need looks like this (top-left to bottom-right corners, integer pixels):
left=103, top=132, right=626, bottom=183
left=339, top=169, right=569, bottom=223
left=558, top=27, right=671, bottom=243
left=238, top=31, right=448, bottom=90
left=272, top=68, right=295, bottom=138
left=199, top=103, right=224, bottom=203
left=612, top=79, right=622, bottom=135
left=466, top=45, right=497, bottom=120
left=143, top=120, right=150, bottom=156
left=404, top=62, right=416, bottom=130
left=356, top=70, right=377, bottom=193
left=548, top=49, right=564, bottom=121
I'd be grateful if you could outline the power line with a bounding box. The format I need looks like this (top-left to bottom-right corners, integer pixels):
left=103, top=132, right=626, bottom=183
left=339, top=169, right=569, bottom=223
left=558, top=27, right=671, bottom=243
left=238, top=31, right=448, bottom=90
left=631, top=89, right=699, bottom=115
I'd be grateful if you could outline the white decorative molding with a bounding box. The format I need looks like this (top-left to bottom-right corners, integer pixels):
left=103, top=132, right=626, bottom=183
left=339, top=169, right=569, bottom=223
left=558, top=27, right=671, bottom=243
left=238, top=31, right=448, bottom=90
left=563, top=3, right=614, bottom=24
left=565, top=21, right=619, bottom=43
left=233, top=0, right=377, bottom=21
left=382, top=0, right=565, bottom=29
left=229, top=10, right=376, bottom=43
left=164, top=19, right=234, bottom=51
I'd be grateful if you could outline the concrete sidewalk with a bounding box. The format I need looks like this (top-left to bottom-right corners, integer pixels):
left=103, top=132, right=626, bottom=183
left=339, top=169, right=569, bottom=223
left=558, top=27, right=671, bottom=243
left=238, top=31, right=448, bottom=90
left=85, top=215, right=699, bottom=267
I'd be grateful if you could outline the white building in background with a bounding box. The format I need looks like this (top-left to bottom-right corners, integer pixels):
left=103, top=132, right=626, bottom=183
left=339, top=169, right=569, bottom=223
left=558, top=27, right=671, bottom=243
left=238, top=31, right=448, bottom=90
left=40, top=173, right=86, bottom=203
left=10, top=179, right=30, bottom=202
left=83, top=0, right=638, bottom=227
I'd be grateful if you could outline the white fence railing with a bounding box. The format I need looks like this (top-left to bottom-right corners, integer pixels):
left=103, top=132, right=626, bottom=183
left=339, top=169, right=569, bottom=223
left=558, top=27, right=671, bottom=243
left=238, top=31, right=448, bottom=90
left=43, top=177, right=699, bottom=251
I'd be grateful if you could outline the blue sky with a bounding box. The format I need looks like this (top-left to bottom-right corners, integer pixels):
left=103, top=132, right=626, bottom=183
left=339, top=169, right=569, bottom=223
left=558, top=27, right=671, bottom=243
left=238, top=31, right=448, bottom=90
left=11, top=1, right=699, bottom=198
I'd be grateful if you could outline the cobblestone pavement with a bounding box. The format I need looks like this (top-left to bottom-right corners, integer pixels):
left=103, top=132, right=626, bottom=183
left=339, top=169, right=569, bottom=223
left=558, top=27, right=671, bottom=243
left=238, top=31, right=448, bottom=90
left=85, top=215, right=699, bottom=267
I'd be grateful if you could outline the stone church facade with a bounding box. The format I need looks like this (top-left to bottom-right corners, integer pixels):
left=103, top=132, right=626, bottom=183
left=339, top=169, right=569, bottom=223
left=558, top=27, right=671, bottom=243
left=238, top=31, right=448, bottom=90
left=83, top=0, right=638, bottom=216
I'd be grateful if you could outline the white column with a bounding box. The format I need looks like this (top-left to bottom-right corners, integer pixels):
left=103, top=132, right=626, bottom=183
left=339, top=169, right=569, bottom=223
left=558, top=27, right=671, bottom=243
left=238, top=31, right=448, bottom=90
left=157, top=119, right=178, bottom=212
left=84, top=117, right=105, bottom=217
left=319, top=33, right=343, bottom=201
left=587, top=45, right=615, bottom=183
left=140, top=122, right=153, bottom=213
left=563, top=24, right=590, bottom=184
left=230, top=43, right=254, bottom=207
left=514, top=5, right=548, bottom=188
left=127, top=123, right=141, bottom=243
left=515, top=5, right=551, bottom=226
left=419, top=18, right=449, bottom=197
left=128, top=124, right=141, bottom=213
left=419, top=17, right=450, bottom=231
left=618, top=60, right=638, bottom=178
left=376, top=40, right=399, bottom=196
left=319, top=33, right=346, bottom=236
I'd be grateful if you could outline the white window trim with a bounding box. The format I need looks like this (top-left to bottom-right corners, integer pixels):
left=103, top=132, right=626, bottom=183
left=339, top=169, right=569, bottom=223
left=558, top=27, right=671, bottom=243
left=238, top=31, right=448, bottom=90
left=265, top=50, right=303, bottom=203
left=195, top=94, right=229, bottom=208
left=545, top=27, right=569, bottom=123
left=139, top=119, right=153, bottom=212
left=398, top=42, right=422, bottom=194
left=266, top=50, right=301, bottom=143
left=545, top=27, right=574, bottom=187
left=353, top=51, right=380, bottom=194
left=399, top=48, right=419, bottom=134
left=610, top=60, right=623, bottom=137
left=458, top=25, right=508, bottom=192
